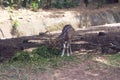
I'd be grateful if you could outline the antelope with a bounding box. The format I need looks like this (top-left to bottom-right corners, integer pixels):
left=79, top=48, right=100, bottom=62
left=50, top=24, right=75, bottom=56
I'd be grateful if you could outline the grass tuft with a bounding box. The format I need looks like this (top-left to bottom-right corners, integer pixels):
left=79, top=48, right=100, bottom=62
left=107, top=53, right=120, bottom=67
left=7, top=45, right=78, bottom=68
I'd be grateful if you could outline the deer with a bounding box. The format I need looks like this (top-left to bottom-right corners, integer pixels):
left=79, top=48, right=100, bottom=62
left=50, top=24, right=75, bottom=56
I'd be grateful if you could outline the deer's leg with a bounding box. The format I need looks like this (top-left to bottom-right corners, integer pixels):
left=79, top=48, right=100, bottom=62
left=66, top=42, right=70, bottom=56
left=61, top=42, right=66, bottom=57
left=69, top=43, right=72, bottom=55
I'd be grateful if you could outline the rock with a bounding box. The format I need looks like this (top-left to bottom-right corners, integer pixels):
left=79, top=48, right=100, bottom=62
left=98, top=32, right=106, bottom=36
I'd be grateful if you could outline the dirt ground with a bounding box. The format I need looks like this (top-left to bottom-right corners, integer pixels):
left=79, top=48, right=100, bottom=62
left=49, top=61, right=120, bottom=80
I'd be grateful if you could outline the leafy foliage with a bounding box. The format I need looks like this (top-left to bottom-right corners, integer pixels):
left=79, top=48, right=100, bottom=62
left=32, top=45, right=61, bottom=58
left=53, top=0, right=79, bottom=9
left=63, top=0, right=79, bottom=8
left=12, top=20, right=19, bottom=29
left=11, top=45, right=61, bottom=62
left=9, top=45, right=78, bottom=68
left=11, top=51, right=40, bottom=62
left=10, top=19, right=20, bottom=36
left=0, top=0, right=118, bottom=9
left=31, top=1, right=39, bottom=11
left=53, top=0, right=63, bottom=9
left=1, top=0, right=79, bottom=9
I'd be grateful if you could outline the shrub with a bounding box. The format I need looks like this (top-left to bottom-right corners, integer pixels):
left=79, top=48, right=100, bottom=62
left=11, top=20, right=20, bottom=36
left=12, top=20, right=19, bottom=29
left=53, top=0, right=79, bottom=9
left=32, top=45, right=61, bottom=58
left=64, top=1, right=79, bottom=8
left=11, top=51, right=40, bottom=62
left=9, top=45, right=79, bottom=69
left=10, top=45, right=61, bottom=62
left=31, top=1, right=39, bottom=11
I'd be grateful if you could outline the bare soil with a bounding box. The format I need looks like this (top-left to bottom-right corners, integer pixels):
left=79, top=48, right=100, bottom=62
left=51, top=61, right=120, bottom=80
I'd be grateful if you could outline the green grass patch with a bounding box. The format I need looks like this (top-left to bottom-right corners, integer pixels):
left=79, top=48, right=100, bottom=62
left=107, top=53, right=120, bottom=67
left=0, top=45, right=80, bottom=80
left=3, top=45, right=79, bottom=68
left=93, top=53, right=120, bottom=67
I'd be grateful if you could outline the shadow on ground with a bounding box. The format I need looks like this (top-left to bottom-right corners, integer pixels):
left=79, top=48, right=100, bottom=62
left=0, top=26, right=120, bottom=62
